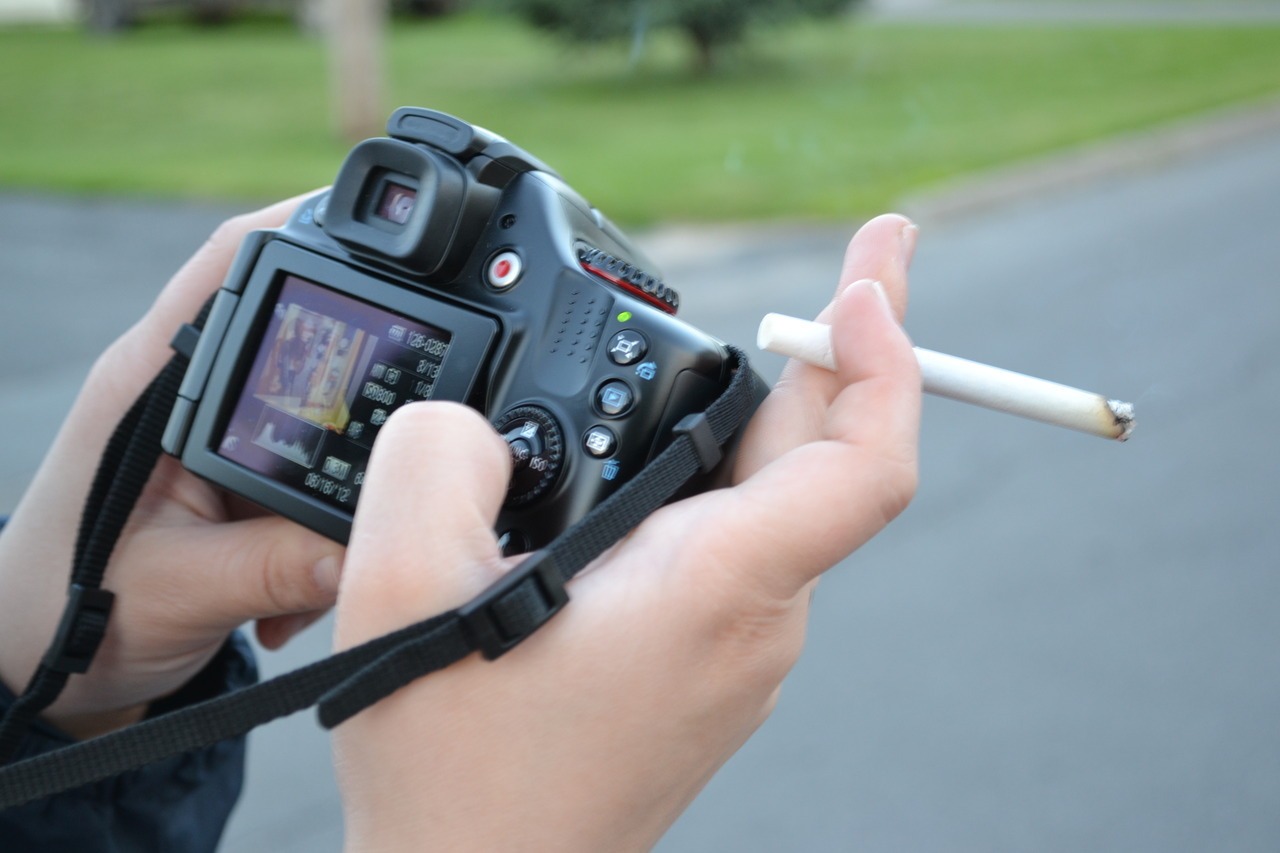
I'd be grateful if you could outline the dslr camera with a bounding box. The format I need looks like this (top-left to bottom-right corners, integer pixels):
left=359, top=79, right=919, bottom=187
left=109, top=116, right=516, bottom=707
left=163, top=108, right=763, bottom=553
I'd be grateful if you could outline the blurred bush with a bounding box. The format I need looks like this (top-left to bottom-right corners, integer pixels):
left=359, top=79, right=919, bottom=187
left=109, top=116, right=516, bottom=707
left=489, top=0, right=862, bottom=73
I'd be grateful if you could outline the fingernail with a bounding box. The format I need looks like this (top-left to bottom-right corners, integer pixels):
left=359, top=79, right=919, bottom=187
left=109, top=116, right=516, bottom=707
left=313, top=555, right=340, bottom=600
left=899, top=222, right=919, bottom=270
left=850, top=278, right=894, bottom=316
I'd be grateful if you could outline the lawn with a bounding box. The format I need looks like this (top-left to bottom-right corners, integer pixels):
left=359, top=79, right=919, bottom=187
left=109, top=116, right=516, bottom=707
left=1, top=12, right=1278, bottom=223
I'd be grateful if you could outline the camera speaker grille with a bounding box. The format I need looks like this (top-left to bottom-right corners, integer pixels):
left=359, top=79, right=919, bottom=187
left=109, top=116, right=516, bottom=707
left=548, top=287, right=609, bottom=365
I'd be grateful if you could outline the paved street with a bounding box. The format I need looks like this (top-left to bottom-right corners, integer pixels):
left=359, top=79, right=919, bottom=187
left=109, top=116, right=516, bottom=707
left=2, top=113, right=1279, bottom=850
left=659, top=129, right=1280, bottom=851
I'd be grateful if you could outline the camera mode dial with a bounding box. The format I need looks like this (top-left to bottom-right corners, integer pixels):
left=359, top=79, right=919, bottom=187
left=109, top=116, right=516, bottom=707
left=494, top=406, right=565, bottom=508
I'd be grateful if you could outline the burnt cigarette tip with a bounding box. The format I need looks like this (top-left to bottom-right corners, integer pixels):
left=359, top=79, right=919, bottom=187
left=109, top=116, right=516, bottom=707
left=1108, top=400, right=1136, bottom=442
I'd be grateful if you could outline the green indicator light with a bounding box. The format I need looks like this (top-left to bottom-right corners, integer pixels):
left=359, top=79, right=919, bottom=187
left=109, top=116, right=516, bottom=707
left=617, top=311, right=633, bottom=322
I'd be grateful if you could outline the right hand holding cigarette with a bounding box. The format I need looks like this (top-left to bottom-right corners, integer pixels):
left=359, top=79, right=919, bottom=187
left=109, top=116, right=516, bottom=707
left=331, top=213, right=923, bottom=850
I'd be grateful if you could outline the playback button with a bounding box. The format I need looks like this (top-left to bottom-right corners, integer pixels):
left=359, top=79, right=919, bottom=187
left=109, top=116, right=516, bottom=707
left=595, top=380, right=634, bottom=417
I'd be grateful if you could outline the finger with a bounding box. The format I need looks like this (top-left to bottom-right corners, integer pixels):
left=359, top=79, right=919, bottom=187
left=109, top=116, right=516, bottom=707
left=823, top=281, right=921, bottom=476
left=145, top=514, right=346, bottom=630
left=129, top=191, right=323, bottom=364
left=256, top=609, right=330, bottom=651
left=83, top=192, right=324, bottom=431
left=734, top=214, right=917, bottom=481
left=700, top=277, right=921, bottom=600
left=334, top=402, right=513, bottom=651
left=827, top=212, right=916, bottom=322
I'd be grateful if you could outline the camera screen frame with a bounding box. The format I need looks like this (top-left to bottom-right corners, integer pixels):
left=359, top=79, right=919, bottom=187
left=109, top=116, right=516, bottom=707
left=180, top=240, right=500, bottom=541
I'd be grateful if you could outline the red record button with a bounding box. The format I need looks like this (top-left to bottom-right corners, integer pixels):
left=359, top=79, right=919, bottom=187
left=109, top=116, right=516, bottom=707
left=487, top=250, right=523, bottom=289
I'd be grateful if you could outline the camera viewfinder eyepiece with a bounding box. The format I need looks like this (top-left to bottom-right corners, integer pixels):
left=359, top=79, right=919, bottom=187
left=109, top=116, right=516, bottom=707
left=322, top=137, right=469, bottom=277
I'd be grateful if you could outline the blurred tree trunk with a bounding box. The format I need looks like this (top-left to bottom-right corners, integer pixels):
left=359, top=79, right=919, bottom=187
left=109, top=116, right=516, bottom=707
left=325, top=0, right=388, bottom=143
left=683, top=21, right=716, bottom=75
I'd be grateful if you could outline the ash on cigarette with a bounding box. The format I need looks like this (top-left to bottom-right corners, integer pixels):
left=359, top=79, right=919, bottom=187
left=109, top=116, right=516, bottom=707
left=1107, top=400, right=1137, bottom=441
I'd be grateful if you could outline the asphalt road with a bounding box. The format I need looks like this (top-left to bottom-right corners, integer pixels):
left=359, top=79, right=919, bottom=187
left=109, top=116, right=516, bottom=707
left=1, top=116, right=1278, bottom=850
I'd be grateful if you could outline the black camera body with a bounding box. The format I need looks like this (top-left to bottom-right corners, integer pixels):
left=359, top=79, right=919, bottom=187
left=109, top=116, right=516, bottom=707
left=163, top=108, right=763, bottom=552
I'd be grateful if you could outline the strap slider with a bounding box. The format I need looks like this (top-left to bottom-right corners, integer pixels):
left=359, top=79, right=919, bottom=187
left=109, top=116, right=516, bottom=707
left=42, top=584, right=116, bottom=674
left=458, top=551, right=568, bottom=659
left=673, top=412, right=722, bottom=474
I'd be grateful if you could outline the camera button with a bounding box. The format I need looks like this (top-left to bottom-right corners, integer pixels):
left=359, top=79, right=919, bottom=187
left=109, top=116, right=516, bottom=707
left=583, top=426, right=617, bottom=458
left=607, top=330, right=648, bottom=365
left=595, top=380, right=634, bottom=417
left=486, top=250, right=523, bottom=290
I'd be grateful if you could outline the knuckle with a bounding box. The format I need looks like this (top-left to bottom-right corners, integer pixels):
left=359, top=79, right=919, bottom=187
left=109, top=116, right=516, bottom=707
left=877, top=454, right=919, bottom=525
left=247, top=533, right=315, bottom=614
left=207, top=210, right=257, bottom=250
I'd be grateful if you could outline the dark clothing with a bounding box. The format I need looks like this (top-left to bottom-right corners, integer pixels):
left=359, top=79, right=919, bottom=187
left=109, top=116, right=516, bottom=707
left=0, top=634, right=257, bottom=853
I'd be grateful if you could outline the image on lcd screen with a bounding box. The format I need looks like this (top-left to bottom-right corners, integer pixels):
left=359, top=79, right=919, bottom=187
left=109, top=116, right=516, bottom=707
left=217, top=274, right=452, bottom=512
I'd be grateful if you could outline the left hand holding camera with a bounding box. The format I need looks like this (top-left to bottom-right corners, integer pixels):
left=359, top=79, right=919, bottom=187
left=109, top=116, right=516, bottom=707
left=331, top=214, right=921, bottom=852
left=0, top=196, right=345, bottom=739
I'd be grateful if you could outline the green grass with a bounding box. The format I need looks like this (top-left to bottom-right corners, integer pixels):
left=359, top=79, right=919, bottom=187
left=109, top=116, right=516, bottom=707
left=1, top=13, right=1279, bottom=222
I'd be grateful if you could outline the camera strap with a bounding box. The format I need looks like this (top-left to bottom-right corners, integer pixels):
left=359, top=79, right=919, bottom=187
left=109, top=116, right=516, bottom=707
left=0, top=335, right=759, bottom=810
left=0, top=305, right=214, bottom=769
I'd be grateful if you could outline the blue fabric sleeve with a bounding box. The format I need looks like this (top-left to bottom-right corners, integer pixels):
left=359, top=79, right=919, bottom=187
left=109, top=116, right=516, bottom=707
left=0, top=633, right=259, bottom=853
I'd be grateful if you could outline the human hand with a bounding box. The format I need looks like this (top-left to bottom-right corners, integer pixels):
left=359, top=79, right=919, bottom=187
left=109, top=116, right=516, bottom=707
left=331, top=214, right=920, bottom=851
left=0, top=196, right=345, bottom=739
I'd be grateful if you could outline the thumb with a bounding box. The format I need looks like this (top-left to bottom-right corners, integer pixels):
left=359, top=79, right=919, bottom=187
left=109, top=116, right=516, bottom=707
left=166, top=514, right=345, bottom=629
left=334, top=402, right=513, bottom=651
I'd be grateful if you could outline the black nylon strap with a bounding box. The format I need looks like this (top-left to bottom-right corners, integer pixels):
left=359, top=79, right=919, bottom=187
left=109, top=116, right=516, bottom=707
left=0, top=299, right=215, bottom=766
left=0, top=613, right=452, bottom=807
left=0, top=670, right=70, bottom=773
left=73, top=358, right=185, bottom=589
left=0, top=346, right=758, bottom=810
left=0, top=356, right=189, bottom=766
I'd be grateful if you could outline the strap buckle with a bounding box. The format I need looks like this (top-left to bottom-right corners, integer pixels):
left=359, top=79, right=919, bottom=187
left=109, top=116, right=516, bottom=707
left=41, top=584, right=115, bottom=674
left=458, top=551, right=568, bottom=659
left=673, top=411, right=723, bottom=474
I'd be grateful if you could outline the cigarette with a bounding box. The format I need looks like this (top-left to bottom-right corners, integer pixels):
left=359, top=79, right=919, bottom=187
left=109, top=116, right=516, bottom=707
left=757, top=313, right=1135, bottom=441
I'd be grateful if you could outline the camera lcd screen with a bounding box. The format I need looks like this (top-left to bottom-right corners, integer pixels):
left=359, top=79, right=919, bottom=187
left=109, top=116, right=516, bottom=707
left=375, top=181, right=417, bottom=225
left=216, top=273, right=452, bottom=513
